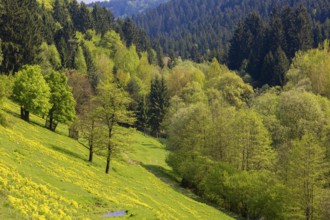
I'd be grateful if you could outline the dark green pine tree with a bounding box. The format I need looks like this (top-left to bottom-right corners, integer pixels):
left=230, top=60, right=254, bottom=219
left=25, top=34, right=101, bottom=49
left=148, top=77, right=169, bottom=137
left=53, top=0, right=75, bottom=68
left=136, top=97, right=149, bottom=134
left=69, top=1, right=93, bottom=33
left=92, top=5, right=114, bottom=37
left=272, top=47, right=289, bottom=86
left=121, top=18, right=137, bottom=48
left=282, top=6, right=313, bottom=59
left=228, top=21, right=246, bottom=71
left=0, top=0, right=44, bottom=73
left=81, top=42, right=98, bottom=91
left=268, top=8, right=286, bottom=53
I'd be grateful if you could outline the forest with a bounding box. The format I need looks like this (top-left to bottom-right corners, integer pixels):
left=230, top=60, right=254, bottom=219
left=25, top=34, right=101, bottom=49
left=0, top=0, right=330, bottom=220
left=88, top=0, right=169, bottom=17
left=134, top=0, right=330, bottom=64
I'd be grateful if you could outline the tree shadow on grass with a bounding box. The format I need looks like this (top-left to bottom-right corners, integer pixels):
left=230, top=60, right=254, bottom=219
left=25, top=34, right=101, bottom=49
left=142, top=143, right=164, bottom=149
left=50, top=144, right=87, bottom=161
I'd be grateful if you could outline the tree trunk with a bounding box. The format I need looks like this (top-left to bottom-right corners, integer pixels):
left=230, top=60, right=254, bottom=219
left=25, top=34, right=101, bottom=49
left=105, top=145, right=111, bottom=174
left=20, top=107, right=30, bottom=122
left=20, top=107, right=24, bottom=119
left=89, top=144, right=93, bottom=162
left=69, top=124, right=79, bottom=139
left=49, top=116, right=53, bottom=131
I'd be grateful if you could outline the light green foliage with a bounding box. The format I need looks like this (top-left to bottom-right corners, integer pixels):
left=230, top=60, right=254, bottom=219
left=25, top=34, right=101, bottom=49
left=168, top=61, right=205, bottom=97
left=205, top=58, right=229, bottom=83
left=209, top=70, right=254, bottom=108
left=252, top=88, right=287, bottom=148
left=136, top=52, right=159, bottom=95
left=94, top=80, right=135, bottom=173
left=0, top=75, right=12, bottom=126
left=37, top=43, right=61, bottom=75
left=180, top=82, right=207, bottom=104
left=94, top=52, right=114, bottom=82
left=277, top=90, right=326, bottom=139
left=74, top=46, right=87, bottom=74
left=114, top=44, right=140, bottom=76
left=226, top=109, right=275, bottom=171
left=0, top=75, right=13, bottom=105
left=286, top=134, right=328, bottom=220
left=167, top=103, right=211, bottom=153
left=12, top=65, right=51, bottom=121
left=45, top=70, right=76, bottom=131
left=99, top=30, right=123, bottom=57
left=221, top=170, right=288, bottom=220
left=286, top=40, right=330, bottom=97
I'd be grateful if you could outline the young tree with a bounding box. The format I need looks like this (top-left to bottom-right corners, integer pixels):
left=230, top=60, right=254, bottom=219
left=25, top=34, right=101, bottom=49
left=94, top=80, right=135, bottom=173
left=79, top=100, right=105, bottom=162
left=12, top=65, right=51, bottom=122
left=45, top=70, right=76, bottom=131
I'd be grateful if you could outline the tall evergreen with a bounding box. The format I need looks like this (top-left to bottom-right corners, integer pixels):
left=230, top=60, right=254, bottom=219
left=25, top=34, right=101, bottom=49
left=148, top=77, right=169, bottom=137
left=0, top=0, right=44, bottom=73
left=92, top=5, right=114, bottom=36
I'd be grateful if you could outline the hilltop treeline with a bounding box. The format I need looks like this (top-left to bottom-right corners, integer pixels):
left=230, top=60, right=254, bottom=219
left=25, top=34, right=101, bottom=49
left=134, top=0, right=330, bottom=73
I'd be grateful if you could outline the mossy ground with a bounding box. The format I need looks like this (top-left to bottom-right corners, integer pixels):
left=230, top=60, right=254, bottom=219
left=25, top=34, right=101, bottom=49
left=0, top=101, right=233, bottom=220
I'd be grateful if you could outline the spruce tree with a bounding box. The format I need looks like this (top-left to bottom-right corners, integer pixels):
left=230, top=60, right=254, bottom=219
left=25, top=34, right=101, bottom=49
left=148, top=77, right=169, bottom=137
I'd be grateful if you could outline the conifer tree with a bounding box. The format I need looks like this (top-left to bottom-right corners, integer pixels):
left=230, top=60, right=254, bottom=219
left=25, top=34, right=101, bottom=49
left=148, top=77, right=169, bottom=137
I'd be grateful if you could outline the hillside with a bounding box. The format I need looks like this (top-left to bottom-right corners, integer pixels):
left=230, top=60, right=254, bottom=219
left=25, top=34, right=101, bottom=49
left=88, top=0, right=169, bottom=17
left=133, top=0, right=330, bottom=61
left=0, top=101, right=233, bottom=220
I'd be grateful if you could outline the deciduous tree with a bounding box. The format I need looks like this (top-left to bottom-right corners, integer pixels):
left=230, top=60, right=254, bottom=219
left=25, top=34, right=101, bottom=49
left=12, top=65, right=51, bottom=122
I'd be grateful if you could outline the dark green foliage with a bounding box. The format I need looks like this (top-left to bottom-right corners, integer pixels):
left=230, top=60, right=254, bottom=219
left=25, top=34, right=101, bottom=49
left=88, top=0, right=169, bottom=17
left=92, top=4, right=114, bottom=36
left=134, top=0, right=330, bottom=64
left=81, top=42, right=99, bottom=91
left=0, top=0, right=44, bottom=73
left=148, top=77, right=169, bottom=137
left=69, top=1, right=93, bottom=33
left=229, top=6, right=313, bottom=86
left=116, top=17, right=152, bottom=57
left=136, top=97, right=149, bottom=133
left=53, top=0, right=76, bottom=69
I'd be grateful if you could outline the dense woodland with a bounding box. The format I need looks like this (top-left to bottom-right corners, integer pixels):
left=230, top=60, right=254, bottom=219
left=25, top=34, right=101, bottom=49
left=88, top=0, right=169, bottom=17
left=134, top=0, right=330, bottom=64
left=0, top=0, right=330, bottom=220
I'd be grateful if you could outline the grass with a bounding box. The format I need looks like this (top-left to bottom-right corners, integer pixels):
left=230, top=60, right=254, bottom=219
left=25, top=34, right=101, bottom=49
left=0, top=101, right=233, bottom=220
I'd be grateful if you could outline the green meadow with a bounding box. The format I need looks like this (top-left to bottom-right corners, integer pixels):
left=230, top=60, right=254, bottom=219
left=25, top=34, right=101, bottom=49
left=0, top=101, right=232, bottom=220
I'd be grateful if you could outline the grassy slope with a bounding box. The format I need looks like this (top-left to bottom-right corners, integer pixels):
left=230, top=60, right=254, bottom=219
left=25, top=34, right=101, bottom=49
left=0, top=101, right=232, bottom=220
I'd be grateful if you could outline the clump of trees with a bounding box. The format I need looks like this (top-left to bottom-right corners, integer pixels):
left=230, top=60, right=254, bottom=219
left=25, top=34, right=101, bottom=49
left=164, top=44, right=330, bottom=219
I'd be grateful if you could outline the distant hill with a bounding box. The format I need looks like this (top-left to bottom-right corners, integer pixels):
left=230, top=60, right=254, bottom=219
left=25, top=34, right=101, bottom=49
left=88, top=0, right=169, bottom=17
left=133, top=0, right=330, bottom=61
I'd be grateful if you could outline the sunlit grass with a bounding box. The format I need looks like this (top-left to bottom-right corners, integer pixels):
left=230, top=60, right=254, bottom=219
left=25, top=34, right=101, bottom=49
left=0, top=101, right=232, bottom=219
